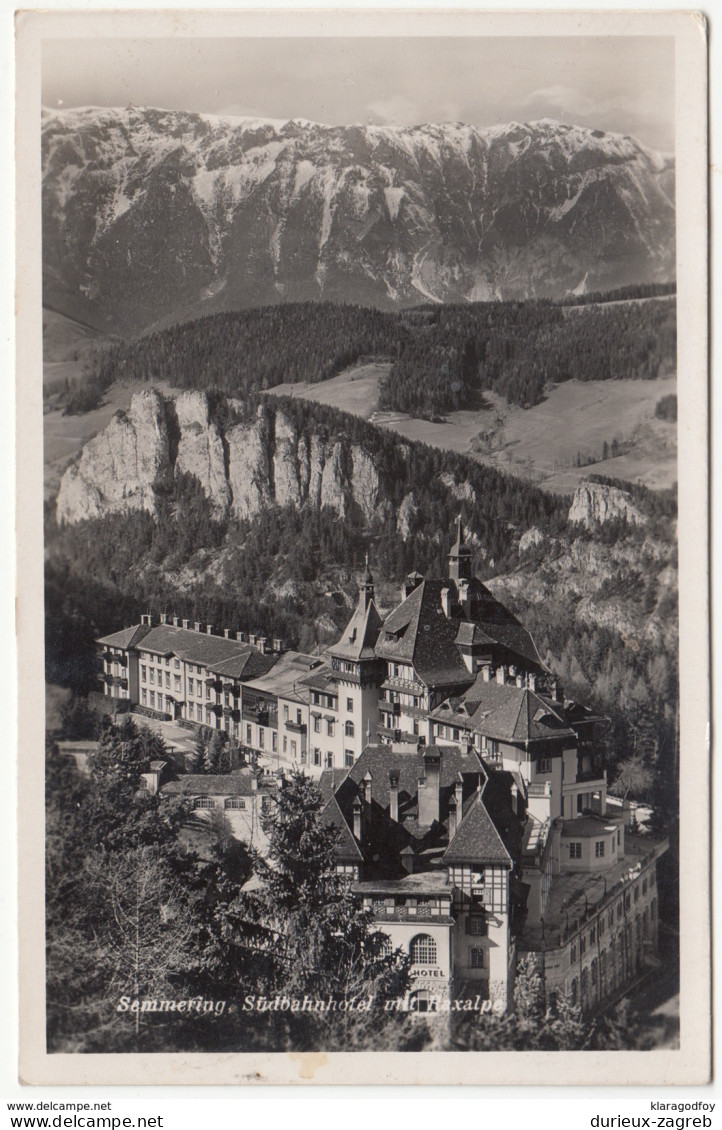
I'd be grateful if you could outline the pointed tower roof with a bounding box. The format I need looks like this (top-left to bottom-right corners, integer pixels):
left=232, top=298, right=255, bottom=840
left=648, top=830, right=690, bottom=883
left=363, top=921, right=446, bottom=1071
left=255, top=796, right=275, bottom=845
left=450, top=515, right=472, bottom=559
left=332, top=591, right=384, bottom=663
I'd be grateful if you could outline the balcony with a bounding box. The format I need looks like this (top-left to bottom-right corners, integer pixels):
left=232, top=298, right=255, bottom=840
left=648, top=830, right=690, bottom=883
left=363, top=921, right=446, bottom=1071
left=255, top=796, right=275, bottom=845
left=223, top=706, right=240, bottom=721
left=286, top=720, right=307, bottom=734
left=111, top=676, right=128, bottom=690
left=242, top=708, right=273, bottom=727
left=205, top=677, right=223, bottom=693
left=381, top=676, right=425, bottom=694
left=223, top=682, right=240, bottom=697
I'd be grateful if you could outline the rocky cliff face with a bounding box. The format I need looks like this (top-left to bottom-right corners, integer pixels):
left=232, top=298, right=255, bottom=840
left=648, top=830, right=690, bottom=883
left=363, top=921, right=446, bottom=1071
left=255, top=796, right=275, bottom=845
left=42, top=107, right=675, bottom=333
left=56, top=390, right=172, bottom=521
left=568, top=482, right=647, bottom=529
left=57, top=391, right=404, bottom=528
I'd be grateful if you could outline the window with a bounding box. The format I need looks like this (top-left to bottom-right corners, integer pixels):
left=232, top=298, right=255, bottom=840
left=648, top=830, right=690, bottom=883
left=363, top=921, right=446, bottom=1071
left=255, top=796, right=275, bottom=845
left=538, top=758, right=551, bottom=773
left=345, top=750, right=354, bottom=768
left=470, top=948, right=486, bottom=969
left=410, top=935, right=437, bottom=965
left=150, top=669, right=155, bottom=684
left=246, top=724, right=252, bottom=743
left=297, top=710, right=302, bottom=725
left=174, top=675, right=181, bottom=692
left=570, top=945, right=577, bottom=964
left=569, top=842, right=582, bottom=859
left=225, top=797, right=246, bottom=809
left=193, top=797, right=214, bottom=810
left=313, top=717, right=321, bottom=733
left=258, top=729, right=265, bottom=749
left=290, top=740, right=297, bottom=758
left=595, top=841, right=606, bottom=858
left=466, top=914, right=487, bottom=936
left=165, top=657, right=170, bottom=667
left=326, top=720, right=334, bottom=737
left=452, top=728, right=460, bottom=742
left=346, top=697, right=353, bottom=712
left=283, top=736, right=288, bottom=753
left=580, top=936, right=587, bottom=956
left=325, top=752, right=334, bottom=769
left=634, top=885, right=640, bottom=903
left=141, top=666, right=147, bottom=683
left=141, top=689, right=147, bottom=705
left=590, top=926, right=596, bottom=944
left=283, top=705, right=289, bottom=721
left=174, top=659, right=180, bottom=669
left=188, top=678, right=194, bottom=695
left=345, top=721, right=355, bottom=738
left=149, top=691, right=155, bottom=707
left=313, top=748, right=321, bottom=766
left=272, top=732, right=277, bottom=752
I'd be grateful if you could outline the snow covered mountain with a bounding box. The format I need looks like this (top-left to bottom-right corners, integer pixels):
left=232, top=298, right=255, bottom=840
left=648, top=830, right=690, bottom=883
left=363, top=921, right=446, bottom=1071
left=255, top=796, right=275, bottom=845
left=42, top=106, right=675, bottom=333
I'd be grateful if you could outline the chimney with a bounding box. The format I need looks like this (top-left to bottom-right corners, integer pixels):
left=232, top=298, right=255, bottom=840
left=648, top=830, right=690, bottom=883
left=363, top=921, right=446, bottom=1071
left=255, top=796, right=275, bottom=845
left=389, top=770, right=399, bottom=822
left=402, top=572, right=423, bottom=600
left=362, top=772, right=373, bottom=804
left=448, top=796, right=458, bottom=839
left=249, top=634, right=257, bottom=647
left=194, top=622, right=201, bottom=633
left=529, top=673, right=537, bottom=692
left=273, top=637, right=283, bottom=653
left=352, top=796, right=362, bottom=841
left=236, top=631, right=247, bottom=643
left=172, top=616, right=180, bottom=627
left=206, top=624, right=213, bottom=635
left=418, top=748, right=442, bottom=826
left=481, top=665, right=491, bottom=682
left=496, top=666, right=506, bottom=686
left=441, top=587, right=452, bottom=618
left=160, top=613, right=168, bottom=625
left=258, top=637, right=267, bottom=654
left=224, top=628, right=231, bottom=639
left=182, top=619, right=190, bottom=630
left=455, top=774, right=463, bottom=815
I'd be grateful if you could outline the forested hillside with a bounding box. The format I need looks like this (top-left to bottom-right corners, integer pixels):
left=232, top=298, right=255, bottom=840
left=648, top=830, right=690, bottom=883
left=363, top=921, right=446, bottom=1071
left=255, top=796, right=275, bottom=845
left=66, top=295, right=676, bottom=420
left=46, top=392, right=677, bottom=818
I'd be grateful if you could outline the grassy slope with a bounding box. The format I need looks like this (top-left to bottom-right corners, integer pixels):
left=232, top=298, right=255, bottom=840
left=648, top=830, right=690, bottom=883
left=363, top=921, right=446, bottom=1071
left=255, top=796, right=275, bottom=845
left=267, top=363, right=677, bottom=496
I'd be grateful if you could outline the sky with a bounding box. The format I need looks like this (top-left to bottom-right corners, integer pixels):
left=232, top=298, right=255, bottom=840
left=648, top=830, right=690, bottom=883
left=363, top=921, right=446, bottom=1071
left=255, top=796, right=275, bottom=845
left=42, top=35, right=675, bottom=152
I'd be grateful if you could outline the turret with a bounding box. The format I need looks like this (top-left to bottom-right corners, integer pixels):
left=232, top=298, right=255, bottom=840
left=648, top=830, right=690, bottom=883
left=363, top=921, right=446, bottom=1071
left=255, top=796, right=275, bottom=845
left=448, top=516, right=473, bottom=582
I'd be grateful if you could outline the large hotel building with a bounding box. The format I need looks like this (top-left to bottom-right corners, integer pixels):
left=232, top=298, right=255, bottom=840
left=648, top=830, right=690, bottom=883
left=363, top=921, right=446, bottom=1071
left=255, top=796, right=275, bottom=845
left=97, top=522, right=667, bottom=1014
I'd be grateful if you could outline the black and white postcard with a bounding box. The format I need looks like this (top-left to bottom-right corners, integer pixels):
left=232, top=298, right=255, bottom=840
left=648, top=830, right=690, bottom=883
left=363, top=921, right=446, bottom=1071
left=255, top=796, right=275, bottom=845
left=15, top=8, right=709, bottom=1086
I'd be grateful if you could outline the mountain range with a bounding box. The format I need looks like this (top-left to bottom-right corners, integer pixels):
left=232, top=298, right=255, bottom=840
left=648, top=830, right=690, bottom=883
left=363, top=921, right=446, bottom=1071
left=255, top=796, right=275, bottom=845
left=42, top=106, right=675, bottom=334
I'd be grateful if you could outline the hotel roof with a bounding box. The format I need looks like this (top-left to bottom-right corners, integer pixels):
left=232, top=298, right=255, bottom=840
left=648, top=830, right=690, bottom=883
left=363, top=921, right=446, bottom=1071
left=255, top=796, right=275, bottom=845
left=431, top=680, right=575, bottom=744
left=242, top=651, right=321, bottom=700
left=332, top=596, right=384, bottom=662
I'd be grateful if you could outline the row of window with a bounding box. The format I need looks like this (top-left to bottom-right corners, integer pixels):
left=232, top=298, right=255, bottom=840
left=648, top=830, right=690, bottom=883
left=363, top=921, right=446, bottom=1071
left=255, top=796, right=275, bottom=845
left=570, top=894, right=658, bottom=964
left=312, top=717, right=355, bottom=737
left=310, top=692, right=354, bottom=712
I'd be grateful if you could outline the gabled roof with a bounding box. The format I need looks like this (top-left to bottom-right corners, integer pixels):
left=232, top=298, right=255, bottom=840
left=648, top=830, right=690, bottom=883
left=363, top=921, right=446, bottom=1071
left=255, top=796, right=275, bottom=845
left=431, top=679, right=575, bottom=744
left=97, top=624, right=151, bottom=649
left=443, top=789, right=513, bottom=866
left=209, top=649, right=277, bottom=680
left=332, top=596, right=384, bottom=662
left=375, top=580, right=473, bottom=688
left=134, top=624, right=251, bottom=666
left=242, top=651, right=320, bottom=699
left=318, top=767, right=350, bottom=804
left=320, top=795, right=363, bottom=862
left=297, top=664, right=338, bottom=693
